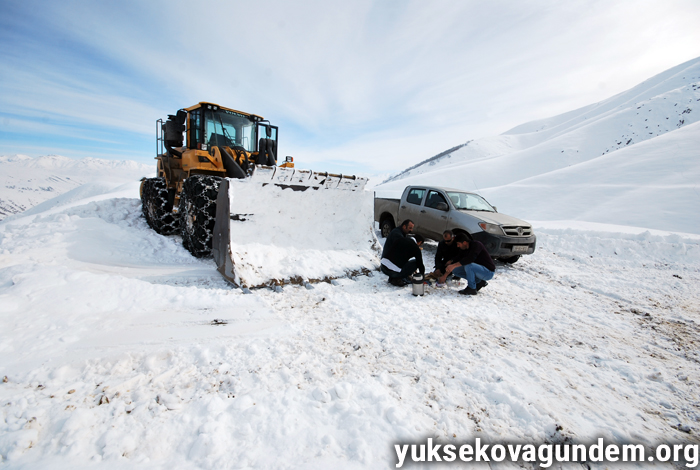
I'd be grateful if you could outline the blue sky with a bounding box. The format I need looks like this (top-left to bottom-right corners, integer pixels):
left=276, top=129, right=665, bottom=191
left=1, top=0, right=699, bottom=177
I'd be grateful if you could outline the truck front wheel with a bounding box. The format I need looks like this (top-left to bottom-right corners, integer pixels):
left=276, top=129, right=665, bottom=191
left=380, top=218, right=395, bottom=238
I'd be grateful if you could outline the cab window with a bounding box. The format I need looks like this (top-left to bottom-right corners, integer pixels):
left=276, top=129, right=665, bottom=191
left=406, top=188, right=426, bottom=205
left=426, top=190, right=448, bottom=209
left=188, top=109, right=202, bottom=148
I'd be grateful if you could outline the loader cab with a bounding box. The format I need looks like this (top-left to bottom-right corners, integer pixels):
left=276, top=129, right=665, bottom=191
left=185, top=103, right=278, bottom=165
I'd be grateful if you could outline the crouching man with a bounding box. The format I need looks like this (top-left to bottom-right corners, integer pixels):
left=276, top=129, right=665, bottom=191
left=438, top=232, right=495, bottom=295
left=381, top=233, right=426, bottom=287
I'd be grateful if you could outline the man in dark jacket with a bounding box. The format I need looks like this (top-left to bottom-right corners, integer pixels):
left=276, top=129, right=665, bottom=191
left=438, top=232, right=495, bottom=295
left=381, top=232, right=425, bottom=286
left=381, top=219, right=414, bottom=261
left=429, top=230, right=460, bottom=284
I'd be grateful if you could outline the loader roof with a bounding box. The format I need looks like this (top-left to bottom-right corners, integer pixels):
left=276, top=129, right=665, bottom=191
left=184, top=102, right=265, bottom=122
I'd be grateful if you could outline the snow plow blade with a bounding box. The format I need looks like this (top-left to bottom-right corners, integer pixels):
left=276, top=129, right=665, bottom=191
left=212, top=166, right=380, bottom=289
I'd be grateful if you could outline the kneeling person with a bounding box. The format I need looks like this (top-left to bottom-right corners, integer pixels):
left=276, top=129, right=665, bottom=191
left=381, top=234, right=425, bottom=286
left=439, top=233, right=495, bottom=295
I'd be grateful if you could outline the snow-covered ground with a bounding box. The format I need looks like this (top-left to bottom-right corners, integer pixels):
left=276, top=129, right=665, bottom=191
left=1, top=180, right=699, bottom=469
left=2, top=59, right=700, bottom=469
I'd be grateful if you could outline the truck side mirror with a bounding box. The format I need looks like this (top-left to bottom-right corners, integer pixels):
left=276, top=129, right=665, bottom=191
left=435, top=202, right=448, bottom=211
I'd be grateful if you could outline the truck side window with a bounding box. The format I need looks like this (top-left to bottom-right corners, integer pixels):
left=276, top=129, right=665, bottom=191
left=406, top=188, right=425, bottom=205
left=426, top=190, right=448, bottom=209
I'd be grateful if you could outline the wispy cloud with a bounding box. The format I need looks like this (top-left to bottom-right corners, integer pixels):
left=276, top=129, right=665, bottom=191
left=1, top=0, right=699, bottom=174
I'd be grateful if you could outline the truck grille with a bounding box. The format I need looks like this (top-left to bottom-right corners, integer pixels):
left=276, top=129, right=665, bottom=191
left=502, top=226, right=532, bottom=237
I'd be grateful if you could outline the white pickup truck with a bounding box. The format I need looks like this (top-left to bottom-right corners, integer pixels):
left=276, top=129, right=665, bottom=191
left=375, top=186, right=536, bottom=263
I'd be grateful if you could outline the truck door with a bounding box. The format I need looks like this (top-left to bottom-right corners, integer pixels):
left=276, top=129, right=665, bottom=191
left=420, top=190, right=450, bottom=239
left=399, top=187, right=426, bottom=229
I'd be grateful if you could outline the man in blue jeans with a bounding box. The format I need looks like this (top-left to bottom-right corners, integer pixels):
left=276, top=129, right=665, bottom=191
left=438, top=232, right=495, bottom=295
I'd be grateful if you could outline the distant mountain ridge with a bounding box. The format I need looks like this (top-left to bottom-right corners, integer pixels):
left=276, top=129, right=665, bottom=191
left=380, top=142, right=471, bottom=184
left=0, top=154, right=151, bottom=220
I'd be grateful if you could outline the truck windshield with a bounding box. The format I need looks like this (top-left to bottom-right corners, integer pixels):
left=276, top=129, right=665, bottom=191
left=204, top=109, right=256, bottom=152
left=446, top=191, right=495, bottom=212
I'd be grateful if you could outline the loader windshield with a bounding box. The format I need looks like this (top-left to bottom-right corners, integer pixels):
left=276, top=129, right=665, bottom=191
left=204, top=109, right=256, bottom=152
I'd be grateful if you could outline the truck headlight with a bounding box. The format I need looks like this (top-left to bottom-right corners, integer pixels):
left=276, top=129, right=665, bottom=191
left=478, top=222, right=504, bottom=235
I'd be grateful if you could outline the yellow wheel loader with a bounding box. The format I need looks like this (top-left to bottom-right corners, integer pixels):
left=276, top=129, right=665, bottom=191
left=140, top=102, right=379, bottom=289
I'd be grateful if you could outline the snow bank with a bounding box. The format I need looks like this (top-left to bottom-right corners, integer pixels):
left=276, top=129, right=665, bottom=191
left=226, top=181, right=381, bottom=287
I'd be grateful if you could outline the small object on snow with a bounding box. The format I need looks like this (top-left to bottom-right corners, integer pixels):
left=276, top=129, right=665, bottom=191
left=304, top=282, right=314, bottom=290
left=435, top=282, right=446, bottom=288
left=211, top=319, right=228, bottom=325
left=156, top=394, right=182, bottom=410
left=312, top=387, right=331, bottom=403
left=67, top=389, right=76, bottom=394
left=672, top=423, right=692, bottom=434
left=630, top=308, right=650, bottom=317
left=673, top=274, right=682, bottom=279
left=411, top=273, right=425, bottom=296
left=2, top=376, right=7, bottom=383
left=98, top=395, right=110, bottom=406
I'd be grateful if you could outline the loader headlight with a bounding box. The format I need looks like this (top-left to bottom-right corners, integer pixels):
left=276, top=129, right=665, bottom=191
left=478, top=222, right=504, bottom=235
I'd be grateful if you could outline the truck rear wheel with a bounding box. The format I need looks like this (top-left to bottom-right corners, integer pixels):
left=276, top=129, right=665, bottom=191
left=179, top=174, right=222, bottom=258
left=141, top=177, right=178, bottom=235
left=380, top=218, right=395, bottom=238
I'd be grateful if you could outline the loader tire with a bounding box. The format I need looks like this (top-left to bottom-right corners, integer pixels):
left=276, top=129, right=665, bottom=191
left=141, top=177, right=178, bottom=235
left=179, top=174, right=222, bottom=258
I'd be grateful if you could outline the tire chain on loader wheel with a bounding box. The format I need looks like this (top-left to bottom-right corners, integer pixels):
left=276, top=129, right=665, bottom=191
left=179, top=174, right=222, bottom=258
left=141, top=177, right=179, bottom=235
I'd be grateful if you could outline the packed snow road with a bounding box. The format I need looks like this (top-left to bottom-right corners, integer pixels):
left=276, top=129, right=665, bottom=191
left=1, top=188, right=699, bottom=469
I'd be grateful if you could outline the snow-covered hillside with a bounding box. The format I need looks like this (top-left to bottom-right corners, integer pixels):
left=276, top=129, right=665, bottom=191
left=376, top=57, right=700, bottom=234
left=0, top=155, right=152, bottom=221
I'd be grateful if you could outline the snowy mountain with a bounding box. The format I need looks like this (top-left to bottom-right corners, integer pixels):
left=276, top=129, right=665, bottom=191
left=0, top=154, right=152, bottom=221
left=377, top=57, right=700, bottom=234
